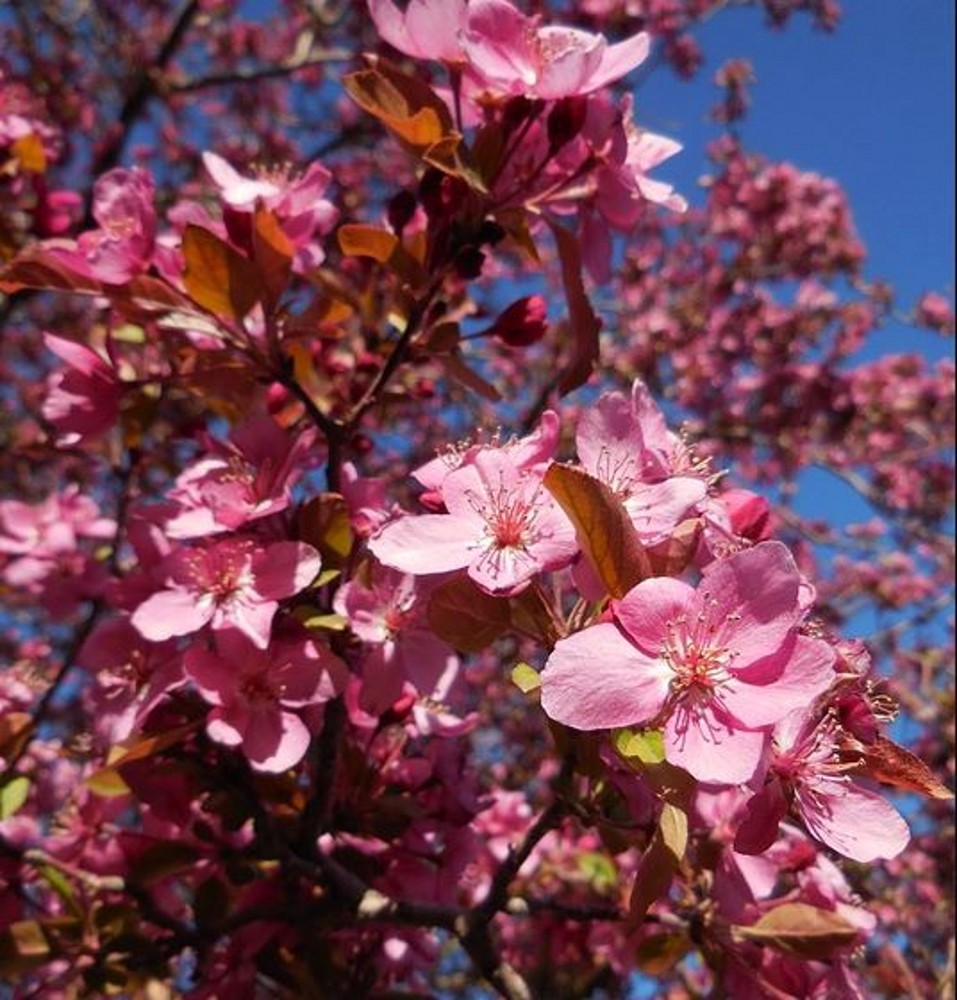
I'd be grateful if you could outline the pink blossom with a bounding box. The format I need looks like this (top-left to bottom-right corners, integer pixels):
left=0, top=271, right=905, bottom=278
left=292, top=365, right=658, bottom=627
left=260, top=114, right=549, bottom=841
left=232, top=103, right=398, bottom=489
left=576, top=382, right=706, bottom=541
left=184, top=628, right=345, bottom=772
left=412, top=410, right=559, bottom=509
left=202, top=152, right=338, bottom=270
left=41, top=332, right=122, bottom=443
left=370, top=449, right=577, bottom=595
left=46, top=167, right=156, bottom=283
left=0, top=487, right=115, bottom=608
left=164, top=417, right=317, bottom=539
left=367, top=0, right=468, bottom=63
left=334, top=565, right=459, bottom=715
left=130, top=538, right=321, bottom=649
left=735, top=707, right=910, bottom=862
left=78, top=617, right=185, bottom=744
left=588, top=96, right=687, bottom=233
left=463, top=0, right=649, bottom=100
left=540, top=541, right=835, bottom=784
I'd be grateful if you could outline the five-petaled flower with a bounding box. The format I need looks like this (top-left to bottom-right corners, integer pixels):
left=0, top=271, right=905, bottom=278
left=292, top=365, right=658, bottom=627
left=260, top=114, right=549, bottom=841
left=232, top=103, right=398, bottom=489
left=370, top=448, right=577, bottom=595
left=185, top=628, right=346, bottom=772
left=540, top=541, right=835, bottom=783
left=131, top=537, right=321, bottom=649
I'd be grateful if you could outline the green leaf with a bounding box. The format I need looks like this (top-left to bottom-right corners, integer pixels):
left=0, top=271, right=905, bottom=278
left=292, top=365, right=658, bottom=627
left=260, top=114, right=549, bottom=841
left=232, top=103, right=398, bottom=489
left=38, top=865, right=84, bottom=922
left=613, top=728, right=665, bottom=765
left=301, top=612, right=348, bottom=631
left=511, top=662, right=541, bottom=694
left=543, top=464, right=652, bottom=599
left=0, top=775, right=30, bottom=820
left=578, top=851, right=618, bottom=892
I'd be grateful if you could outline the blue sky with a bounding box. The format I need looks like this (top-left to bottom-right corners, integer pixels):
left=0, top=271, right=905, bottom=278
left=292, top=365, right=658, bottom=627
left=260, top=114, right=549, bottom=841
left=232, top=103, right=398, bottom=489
left=639, top=2, right=954, bottom=316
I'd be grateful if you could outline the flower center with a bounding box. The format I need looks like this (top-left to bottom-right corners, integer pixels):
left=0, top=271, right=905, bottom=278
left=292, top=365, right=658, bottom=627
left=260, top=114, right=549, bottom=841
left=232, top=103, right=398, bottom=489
left=239, top=673, right=277, bottom=704
left=188, top=542, right=253, bottom=604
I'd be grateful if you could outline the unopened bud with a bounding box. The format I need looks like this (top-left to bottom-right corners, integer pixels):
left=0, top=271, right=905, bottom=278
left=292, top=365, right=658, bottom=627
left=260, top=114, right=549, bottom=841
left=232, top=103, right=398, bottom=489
left=488, top=295, right=549, bottom=347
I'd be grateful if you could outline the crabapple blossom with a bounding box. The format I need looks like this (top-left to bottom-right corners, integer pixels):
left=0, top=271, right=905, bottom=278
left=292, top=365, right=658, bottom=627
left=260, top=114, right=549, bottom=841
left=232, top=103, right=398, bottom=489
left=575, top=380, right=707, bottom=541
left=370, top=448, right=577, bottom=595
left=334, top=564, right=459, bottom=714
left=735, top=705, right=910, bottom=862
left=540, top=541, right=835, bottom=782
left=164, top=417, right=317, bottom=539
left=202, top=151, right=338, bottom=270
left=45, top=167, right=156, bottom=283
left=0, top=3, right=951, bottom=997
left=462, top=0, right=650, bottom=100
left=130, top=537, right=321, bottom=649
left=41, top=333, right=122, bottom=443
left=184, top=628, right=345, bottom=772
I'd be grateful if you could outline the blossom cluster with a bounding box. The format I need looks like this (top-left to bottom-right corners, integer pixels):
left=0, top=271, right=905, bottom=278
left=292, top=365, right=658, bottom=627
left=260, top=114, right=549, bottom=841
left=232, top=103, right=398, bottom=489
left=0, top=0, right=951, bottom=997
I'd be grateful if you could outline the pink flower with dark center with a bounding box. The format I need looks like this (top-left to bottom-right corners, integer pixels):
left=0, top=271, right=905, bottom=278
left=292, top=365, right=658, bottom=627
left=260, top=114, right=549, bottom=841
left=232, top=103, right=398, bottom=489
left=185, top=629, right=346, bottom=772
left=370, top=449, right=577, bottom=595
left=735, top=707, right=910, bottom=862
left=540, top=541, right=835, bottom=784
left=130, top=538, right=321, bottom=649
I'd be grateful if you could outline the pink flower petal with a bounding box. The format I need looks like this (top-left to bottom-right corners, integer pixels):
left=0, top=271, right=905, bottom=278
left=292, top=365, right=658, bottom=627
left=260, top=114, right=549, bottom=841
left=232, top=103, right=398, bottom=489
left=725, top=636, right=835, bottom=728
left=369, top=514, right=474, bottom=575
left=665, top=712, right=766, bottom=784
left=253, top=542, right=322, bottom=599
left=613, top=577, right=696, bottom=656
left=131, top=588, right=213, bottom=641
left=702, top=542, right=804, bottom=669
left=540, top=622, right=670, bottom=730
left=245, top=709, right=312, bottom=773
left=588, top=32, right=651, bottom=92
left=797, top=781, right=910, bottom=862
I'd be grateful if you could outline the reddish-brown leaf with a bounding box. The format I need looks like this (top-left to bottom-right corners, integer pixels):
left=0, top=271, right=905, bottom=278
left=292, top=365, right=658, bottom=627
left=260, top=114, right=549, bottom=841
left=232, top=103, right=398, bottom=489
left=252, top=205, right=294, bottom=310
left=0, top=247, right=105, bottom=296
left=338, top=223, right=398, bottom=263
left=731, top=902, right=859, bottom=960
left=543, top=464, right=651, bottom=599
left=427, top=573, right=512, bottom=652
left=627, top=802, right=688, bottom=928
left=545, top=219, right=602, bottom=395
left=343, top=60, right=457, bottom=154
left=646, top=518, right=702, bottom=577
left=858, top=735, right=954, bottom=800
left=182, top=224, right=262, bottom=321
